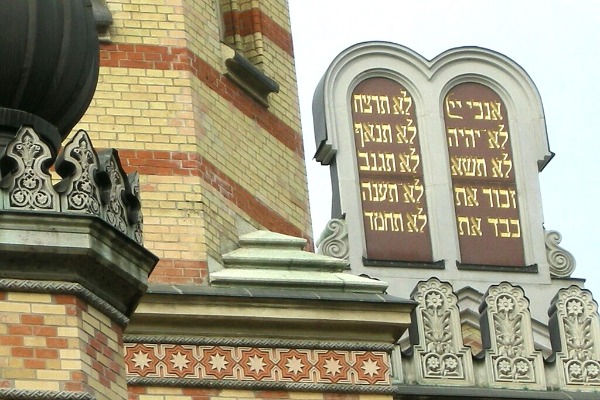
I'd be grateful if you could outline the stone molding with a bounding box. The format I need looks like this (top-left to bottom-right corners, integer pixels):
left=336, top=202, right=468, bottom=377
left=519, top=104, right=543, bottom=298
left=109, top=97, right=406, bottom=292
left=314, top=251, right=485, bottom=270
left=0, top=278, right=129, bottom=326
left=0, top=389, right=95, bottom=400
left=124, top=335, right=394, bottom=351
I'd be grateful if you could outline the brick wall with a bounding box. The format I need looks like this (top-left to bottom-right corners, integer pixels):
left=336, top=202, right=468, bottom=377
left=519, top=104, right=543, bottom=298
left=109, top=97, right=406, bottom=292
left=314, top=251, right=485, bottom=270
left=0, top=292, right=127, bottom=399
left=75, top=0, right=312, bottom=285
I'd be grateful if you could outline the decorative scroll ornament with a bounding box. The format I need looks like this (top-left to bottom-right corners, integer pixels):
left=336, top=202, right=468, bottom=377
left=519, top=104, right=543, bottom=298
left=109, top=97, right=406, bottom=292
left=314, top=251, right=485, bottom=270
left=480, top=282, right=545, bottom=389
left=409, top=278, right=474, bottom=385
left=0, top=126, right=144, bottom=243
left=55, top=130, right=102, bottom=216
left=549, top=285, right=600, bottom=389
left=545, top=230, right=576, bottom=278
left=98, top=149, right=129, bottom=235
left=316, top=218, right=349, bottom=259
left=0, top=126, right=59, bottom=211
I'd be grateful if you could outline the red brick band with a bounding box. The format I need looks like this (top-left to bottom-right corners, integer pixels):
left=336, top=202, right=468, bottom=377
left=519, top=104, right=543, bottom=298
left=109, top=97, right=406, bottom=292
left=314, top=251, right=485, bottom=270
left=99, top=43, right=304, bottom=158
left=222, top=8, right=294, bottom=56
left=118, top=149, right=311, bottom=247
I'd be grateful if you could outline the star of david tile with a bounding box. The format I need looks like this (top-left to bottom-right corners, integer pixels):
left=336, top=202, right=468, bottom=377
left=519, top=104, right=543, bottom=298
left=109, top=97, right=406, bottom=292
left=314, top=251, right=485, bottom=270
left=124, top=343, right=159, bottom=377
left=164, top=345, right=197, bottom=378
left=354, top=352, right=389, bottom=384
left=201, top=346, right=236, bottom=379
left=239, top=348, right=275, bottom=380
left=316, top=351, right=351, bottom=383
left=277, top=349, right=311, bottom=382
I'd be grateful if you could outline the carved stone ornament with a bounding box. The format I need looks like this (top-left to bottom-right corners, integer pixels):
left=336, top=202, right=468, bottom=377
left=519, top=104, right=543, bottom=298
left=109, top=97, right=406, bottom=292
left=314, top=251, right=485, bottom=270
left=545, top=229, right=576, bottom=278
left=480, top=282, right=545, bottom=389
left=55, top=130, right=102, bottom=216
left=316, top=217, right=349, bottom=260
left=0, top=126, right=143, bottom=243
left=409, top=278, right=474, bottom=385
left=549, top=285, right=600, bottom=389
left=98, top=149, right=129, bottom=235
left=0, top=126, right=59, bottom=211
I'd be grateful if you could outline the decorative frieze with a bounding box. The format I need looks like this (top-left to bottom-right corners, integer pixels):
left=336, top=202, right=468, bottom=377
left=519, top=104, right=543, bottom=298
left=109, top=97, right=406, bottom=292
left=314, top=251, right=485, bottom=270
left=124, top=342, right=390, bottom=389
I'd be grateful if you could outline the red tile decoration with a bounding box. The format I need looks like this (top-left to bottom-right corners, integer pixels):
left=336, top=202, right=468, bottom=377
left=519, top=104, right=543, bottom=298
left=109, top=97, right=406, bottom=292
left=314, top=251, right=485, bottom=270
left=124, top=343, right=390, bottom=386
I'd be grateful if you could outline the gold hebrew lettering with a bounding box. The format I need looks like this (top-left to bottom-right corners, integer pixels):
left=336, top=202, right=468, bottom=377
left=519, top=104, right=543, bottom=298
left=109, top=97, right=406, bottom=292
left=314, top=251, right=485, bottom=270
left=458, top=216, right=482, bottom=236
left=491, top=153, right=513, bottom=178
left=490, top=102, right=503, bottom=120
left=398, top=148, right=420, bottom=173
left=445, top=93, right=463, bottom=119
left=510, top=219, right=521, bottom=237
left=361, top=182, right=372, bottom=201
left=358, top=152, right=370, bottom=171
left=393, top=91, right=413, bottom=115
left=447, top=128, right=459, bottom=147
left=468, top=100, right=484, bottom=119
left=376, top=95, right=391, bottom=114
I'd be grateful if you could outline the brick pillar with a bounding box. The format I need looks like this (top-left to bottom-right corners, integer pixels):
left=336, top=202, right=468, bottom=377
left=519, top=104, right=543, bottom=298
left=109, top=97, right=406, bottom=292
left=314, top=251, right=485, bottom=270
left=0, top=214, right=157, bottom=400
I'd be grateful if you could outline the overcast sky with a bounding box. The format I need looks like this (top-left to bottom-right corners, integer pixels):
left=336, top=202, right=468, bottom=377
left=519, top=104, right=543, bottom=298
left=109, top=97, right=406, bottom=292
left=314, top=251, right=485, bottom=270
left=288, top=0, right=600, bottom=298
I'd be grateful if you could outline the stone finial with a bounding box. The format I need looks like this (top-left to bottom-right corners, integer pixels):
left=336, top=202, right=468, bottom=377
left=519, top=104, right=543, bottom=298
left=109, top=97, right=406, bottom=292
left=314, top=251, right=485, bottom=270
left=549, top=285, right=600, bottom=389
left=545, top=230, right=576, bottom=278
left=409, top=278, right=474, bottom=385
left=480, top=282, right=545, bottom=389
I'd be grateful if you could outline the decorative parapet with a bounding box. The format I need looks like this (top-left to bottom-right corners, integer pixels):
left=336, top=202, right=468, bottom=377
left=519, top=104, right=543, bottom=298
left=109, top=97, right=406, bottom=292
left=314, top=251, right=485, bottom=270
left=399, top=280, right=600, bottom=396
left=0, top=125, right=143, bottom=244
left=545, top=230, right=576, bottom=278
left=549, top=285, right=600, bottom=389
left=316, top=217, right=349, bottom=260
left=480, top=282, right=546, bottom=389
left=408, top=278, right=475, bottom=385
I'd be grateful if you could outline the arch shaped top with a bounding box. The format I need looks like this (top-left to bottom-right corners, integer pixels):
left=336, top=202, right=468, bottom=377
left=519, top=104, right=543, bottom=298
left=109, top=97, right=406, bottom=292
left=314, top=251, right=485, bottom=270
left=311, top=41, right=557, bottom=290
left=313, top=41, right=552, bottom=169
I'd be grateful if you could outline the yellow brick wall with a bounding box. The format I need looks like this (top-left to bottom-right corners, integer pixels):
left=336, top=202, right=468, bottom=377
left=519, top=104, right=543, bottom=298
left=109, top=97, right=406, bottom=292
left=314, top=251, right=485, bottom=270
left=74, top=0, right=312, bottom=281
left=0, top=292, right=127, bottom=400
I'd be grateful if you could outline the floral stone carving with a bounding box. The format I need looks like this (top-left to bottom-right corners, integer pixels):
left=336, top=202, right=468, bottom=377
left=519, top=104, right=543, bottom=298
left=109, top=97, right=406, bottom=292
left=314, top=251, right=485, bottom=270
left=549, top=285, right=600, bottom=389
left=480, top=282, right=545, bottom=389
left=409, top=278, right=474, bottom=385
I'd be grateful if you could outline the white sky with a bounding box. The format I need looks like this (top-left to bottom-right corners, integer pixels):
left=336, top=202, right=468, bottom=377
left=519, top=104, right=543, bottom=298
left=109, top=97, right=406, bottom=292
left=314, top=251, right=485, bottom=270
left=288, top=0, right=600, bottom=298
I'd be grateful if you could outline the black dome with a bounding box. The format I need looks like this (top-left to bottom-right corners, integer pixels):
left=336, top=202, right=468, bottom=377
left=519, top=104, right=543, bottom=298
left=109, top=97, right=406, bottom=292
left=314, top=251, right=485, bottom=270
left=0, top=0, right=99, bottom=152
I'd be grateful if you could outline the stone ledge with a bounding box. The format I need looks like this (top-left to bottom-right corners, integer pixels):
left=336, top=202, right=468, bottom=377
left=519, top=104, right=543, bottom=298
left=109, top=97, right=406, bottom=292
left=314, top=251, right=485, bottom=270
left=0, top=211, right=157, bottom=316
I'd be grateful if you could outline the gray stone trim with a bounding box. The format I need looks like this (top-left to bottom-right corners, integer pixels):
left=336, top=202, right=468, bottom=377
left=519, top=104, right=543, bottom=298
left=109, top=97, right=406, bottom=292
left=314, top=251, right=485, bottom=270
left=0, top=389, right=95, bottom=400
left=0, top=278, right=129, bottom=326
left=123, top=335, right=394, bottom=351
left=127, top=377, right=396, bottom=394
